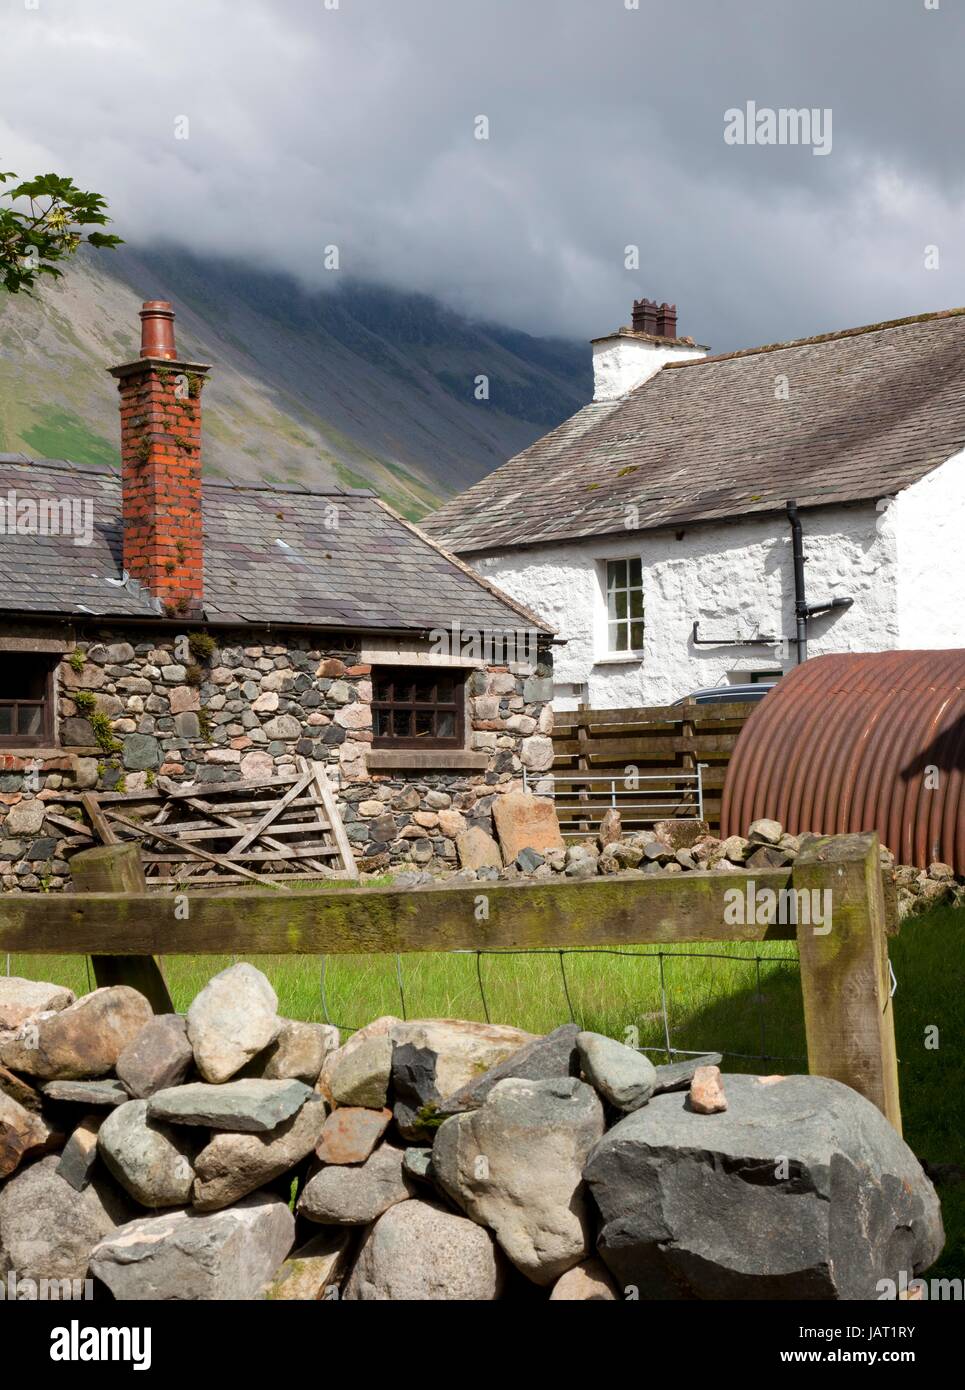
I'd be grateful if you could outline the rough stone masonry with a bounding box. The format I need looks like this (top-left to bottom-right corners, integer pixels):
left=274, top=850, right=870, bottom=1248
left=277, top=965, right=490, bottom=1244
left=0, top=633, right=555, bottom=890
left=0, top=963, right=944, bottom=1300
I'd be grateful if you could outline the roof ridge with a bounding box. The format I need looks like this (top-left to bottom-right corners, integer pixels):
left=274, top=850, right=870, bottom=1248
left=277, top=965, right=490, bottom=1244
left=0, top=456, right=375, bottom=499
left=664, top=306, right=965, bottom=370
left=371, top=496, right=556, bottom=635
left=0, top=456, right=116, bottom=476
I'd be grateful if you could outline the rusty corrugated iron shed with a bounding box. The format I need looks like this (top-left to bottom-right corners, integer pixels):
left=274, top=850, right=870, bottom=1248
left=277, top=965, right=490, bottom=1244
left=721, top=651, right=965, bottom=873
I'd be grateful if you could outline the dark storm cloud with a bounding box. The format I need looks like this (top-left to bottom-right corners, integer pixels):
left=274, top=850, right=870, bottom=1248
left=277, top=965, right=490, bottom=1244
left=1, top=0, right=962, bottom=349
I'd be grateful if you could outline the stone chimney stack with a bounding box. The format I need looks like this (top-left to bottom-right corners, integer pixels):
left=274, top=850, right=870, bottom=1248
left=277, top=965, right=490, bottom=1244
left=109, top=302, right=209, bottom=616
left=592, top=297, right=707, bottom=401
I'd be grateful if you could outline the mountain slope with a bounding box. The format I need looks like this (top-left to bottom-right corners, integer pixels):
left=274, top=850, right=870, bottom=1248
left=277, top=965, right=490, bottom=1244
left=0, top=248, right=590, bottom=517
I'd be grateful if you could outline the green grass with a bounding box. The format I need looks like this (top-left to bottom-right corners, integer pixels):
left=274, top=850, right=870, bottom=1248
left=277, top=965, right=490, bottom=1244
left=5, top=900, right=962, bottom=1276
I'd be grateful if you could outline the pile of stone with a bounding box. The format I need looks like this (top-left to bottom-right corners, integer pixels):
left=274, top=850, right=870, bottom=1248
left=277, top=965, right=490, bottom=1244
left=424, top=793, right=961, bottom=922
left=0, top=965, right=943, bottom=1300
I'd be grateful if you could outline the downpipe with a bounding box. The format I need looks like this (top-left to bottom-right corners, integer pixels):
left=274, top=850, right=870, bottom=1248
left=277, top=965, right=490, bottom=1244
left=786, top=499, right=808, bottom=664
left=786, top=499, right=854, bottom=665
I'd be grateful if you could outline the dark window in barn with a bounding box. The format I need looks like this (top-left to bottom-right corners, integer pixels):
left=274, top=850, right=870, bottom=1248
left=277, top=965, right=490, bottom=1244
left=371, top=666, right=465, bottom=748
left=0, top=653, right=56, bottom=747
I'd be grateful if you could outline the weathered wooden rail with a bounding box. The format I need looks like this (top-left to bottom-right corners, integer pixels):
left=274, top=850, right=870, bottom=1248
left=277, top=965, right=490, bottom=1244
left=0, top=832, right=901, bottom=1132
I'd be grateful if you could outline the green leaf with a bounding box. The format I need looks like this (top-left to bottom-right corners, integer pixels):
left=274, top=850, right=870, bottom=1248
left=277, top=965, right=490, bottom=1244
left=0, top=163, right=120, bottom=295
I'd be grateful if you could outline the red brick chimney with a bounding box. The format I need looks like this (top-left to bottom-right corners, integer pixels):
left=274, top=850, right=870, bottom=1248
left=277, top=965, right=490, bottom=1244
left=108, top=302, right=209, bottom=616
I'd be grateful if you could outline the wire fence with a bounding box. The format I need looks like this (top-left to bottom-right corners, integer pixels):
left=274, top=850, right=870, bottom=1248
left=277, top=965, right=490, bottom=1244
left=5, top=944, right=809, bottom=1070
left=317, top=945, right=809, bottom=1069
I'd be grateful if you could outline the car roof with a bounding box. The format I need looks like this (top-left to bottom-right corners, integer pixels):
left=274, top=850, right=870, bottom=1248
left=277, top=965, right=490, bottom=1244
left=686, top=683, right=775, bottom=697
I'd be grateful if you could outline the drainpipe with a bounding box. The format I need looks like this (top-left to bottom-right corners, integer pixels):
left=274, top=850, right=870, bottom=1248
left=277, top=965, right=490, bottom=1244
left=784, top=501, right=854, bottom=664
left=786, top=499, right=808, bottom=665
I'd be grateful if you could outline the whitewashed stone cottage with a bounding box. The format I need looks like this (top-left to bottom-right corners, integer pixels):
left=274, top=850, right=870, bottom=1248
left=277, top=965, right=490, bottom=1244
left=424, top=299, right=965, bottom=709
left=0, top=302, right=555, bottom=890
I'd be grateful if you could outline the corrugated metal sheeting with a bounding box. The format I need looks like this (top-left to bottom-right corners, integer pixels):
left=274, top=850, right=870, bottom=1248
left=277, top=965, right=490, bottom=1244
left=721, top=651, right=965, bottom=872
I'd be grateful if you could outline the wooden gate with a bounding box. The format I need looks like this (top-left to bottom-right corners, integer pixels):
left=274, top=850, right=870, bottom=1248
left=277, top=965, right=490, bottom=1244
left=47, top=757, right=357, bottom=889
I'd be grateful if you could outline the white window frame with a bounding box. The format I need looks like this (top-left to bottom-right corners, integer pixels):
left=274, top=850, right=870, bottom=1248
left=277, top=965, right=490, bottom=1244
left=597, top=555, right=645, bottom=662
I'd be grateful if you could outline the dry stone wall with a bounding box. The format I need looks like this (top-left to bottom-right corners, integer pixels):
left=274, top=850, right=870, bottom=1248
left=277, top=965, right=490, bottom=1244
left=0, top=964, right=944, bottom=1300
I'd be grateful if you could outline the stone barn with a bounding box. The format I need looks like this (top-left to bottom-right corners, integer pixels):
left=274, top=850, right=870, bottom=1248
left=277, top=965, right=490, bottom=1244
left=0, top=301, right=556, bottom=891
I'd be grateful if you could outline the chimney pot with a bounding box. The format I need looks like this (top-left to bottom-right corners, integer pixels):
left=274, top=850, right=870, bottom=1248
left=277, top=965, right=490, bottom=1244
left=139, top=300, right=177, bottom=359
left=656, top=302, right=678, bottom=338
left=631, top=297, right=659, bottom=335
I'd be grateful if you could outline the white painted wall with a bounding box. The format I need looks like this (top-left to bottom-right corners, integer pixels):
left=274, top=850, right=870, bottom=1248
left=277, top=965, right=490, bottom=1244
left=892, top=446, right=965, bottom=648
left=592, top=335, right=706, bottom=401
left=472, top=502, right=902, bottom=709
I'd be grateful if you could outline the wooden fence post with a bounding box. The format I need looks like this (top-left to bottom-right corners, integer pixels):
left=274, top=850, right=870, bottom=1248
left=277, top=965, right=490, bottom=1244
left=69, top=844, right=175, bottom=1014
left=576, top=699, right=591, bottom=837
left=792, top=832, right=901, bottom=1133
left=679, top=699, right=696, bottom=818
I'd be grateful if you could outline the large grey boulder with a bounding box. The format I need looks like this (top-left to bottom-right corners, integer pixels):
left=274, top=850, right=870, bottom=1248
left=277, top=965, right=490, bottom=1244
left=343, top=1198, right=505, bottom=1300
left=245, top=1020, right=338, bottom=1084
left=0, top=986, right=153, bottom=1080
left=186, top=963, right=279, bottom=1083
left=98, top=1100, right=198, bottom=1208
left=433, top=1075, right=605, bottom=1286
left=89, top=1191, right=295, bottom=1300
left=0, top=977, right=74, bottom=1031
left=324, top=1017, right=535, bottom=1103
left=584, top=1074, right=945, bottom=1300
left=148, top=1078, right=311, bottom=1132
left=298, top=1142, right=415, bottom=1225
left=193, top=1094, right=327, bottom=1211
left=116, top=1014, right=193, bottom=1098
left=576, top=1031, right=656, bottom=1112
left=441, top=1023, right=581, bottom=1113
left=317, top=1016, right=395, bottom=1101
left=387, top=1019, right=535, bottom=1099
left=327, top=1034, right=393, bottom=1109
left=0, top=1153, right=133, bottom=1283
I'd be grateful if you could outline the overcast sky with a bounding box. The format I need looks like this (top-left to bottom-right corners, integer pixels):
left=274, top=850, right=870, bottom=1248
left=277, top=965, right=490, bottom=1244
left=2, top=0, right=963, bottom=350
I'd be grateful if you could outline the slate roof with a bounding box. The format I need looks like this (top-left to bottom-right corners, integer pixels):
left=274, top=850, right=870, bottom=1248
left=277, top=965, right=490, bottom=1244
left=423, top=309, right=965, bottom=554
left=0, top=458, right=551, bottom=634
